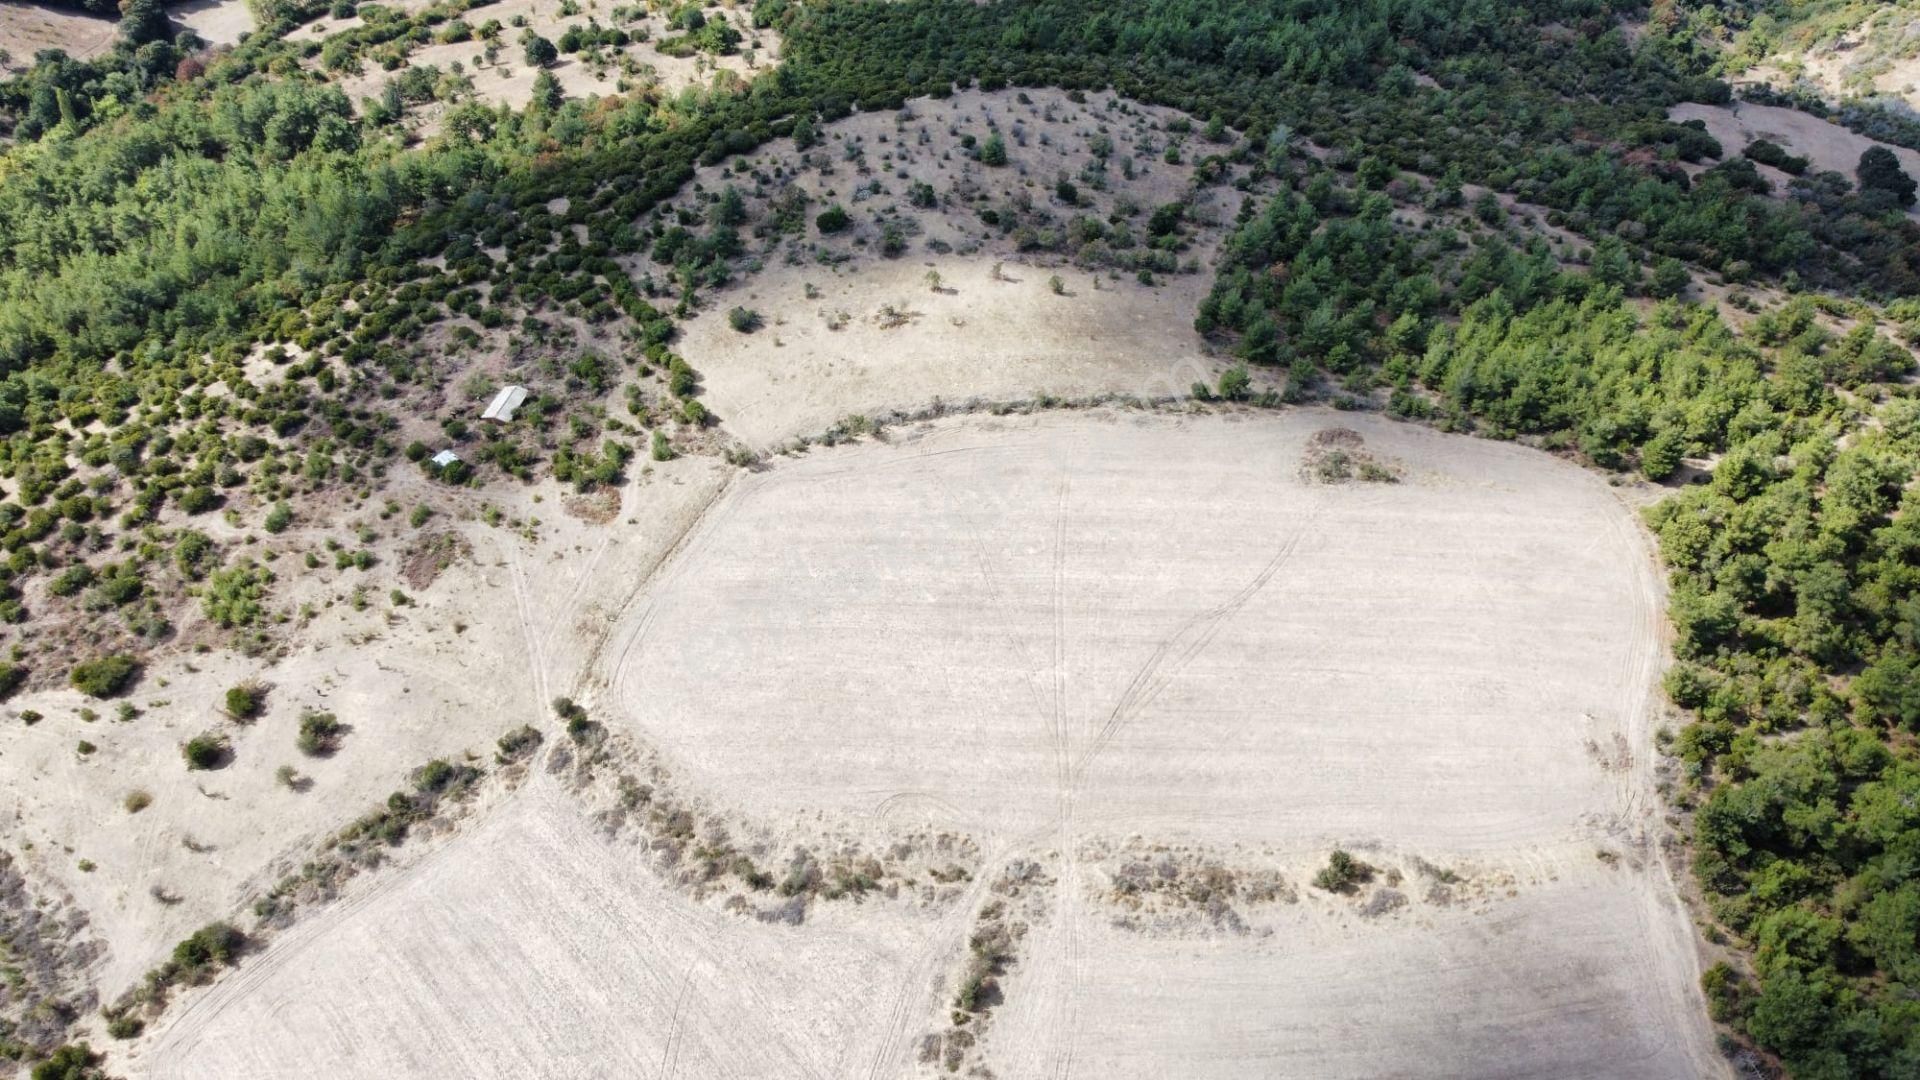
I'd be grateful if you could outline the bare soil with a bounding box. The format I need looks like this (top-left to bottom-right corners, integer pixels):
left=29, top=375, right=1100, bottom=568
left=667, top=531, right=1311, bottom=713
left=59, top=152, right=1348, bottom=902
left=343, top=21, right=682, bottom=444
left=126, top=408, right=1723, bottom=1079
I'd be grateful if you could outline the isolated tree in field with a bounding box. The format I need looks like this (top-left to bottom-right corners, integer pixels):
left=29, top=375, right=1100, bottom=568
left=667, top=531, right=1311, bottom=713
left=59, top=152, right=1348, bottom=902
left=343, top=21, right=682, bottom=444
left=979, top=131, right=1008, bottom=166
left=815, top=204, right=851, bottom=234
left=1857, top=146, right=1916, bottom=207
left=118, top=0, right=172, bottom=46
left=522, top=32, right=559, bottom=68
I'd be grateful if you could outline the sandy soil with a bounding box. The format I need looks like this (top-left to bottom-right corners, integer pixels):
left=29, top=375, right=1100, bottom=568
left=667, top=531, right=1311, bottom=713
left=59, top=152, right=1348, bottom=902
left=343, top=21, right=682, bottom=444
left=0, top=2, right=118, bottom=75
left=618, top=411, right=1661, bottom=852
left=679, top=257, right=1219, bottom=450
left=0, top=455, right=730, bottom=998
left=124, top=408, right=1722, bottom=1078
left=992, top=874, right=1710, bottom=1079
left=135, top=784, right=946, bottom=1079
left=1670, top=101, right=1920, bottom=221
left=169, top=0, right=253, bottom=47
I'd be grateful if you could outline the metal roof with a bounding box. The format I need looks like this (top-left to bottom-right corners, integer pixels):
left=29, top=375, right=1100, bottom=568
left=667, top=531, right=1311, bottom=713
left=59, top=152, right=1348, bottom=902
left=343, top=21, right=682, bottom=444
left=481, top=384, right=529, bottom=421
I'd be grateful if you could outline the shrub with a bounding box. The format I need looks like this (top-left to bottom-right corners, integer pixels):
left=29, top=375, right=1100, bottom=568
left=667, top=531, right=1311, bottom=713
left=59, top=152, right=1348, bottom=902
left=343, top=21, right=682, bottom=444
left=170, top=921, right=245, bottom=978
left=30, top=1043, right=104, bottom=1080
left=225, top=682, right=266, bottom=721
left=70, top=654, right=139, bottom=698
left=815, top=204, right=851, bottom=234
left=496, top=724, right=543, bottom=763
left=651, top=430, right=674, bottom=461
left=264, top=501, right=293, bottom=533
left=124, top=790, right=152, bottom=813
left=0, top=661, right=26, bottom=700
left=522, top=32, right=558, bottom=67
left=979, top=131, right=1007, bottom=166
left=203, top=562, right=274, bottom=628
left=727, top=306, right=761, bottom=333
left=1312, top=849, right=1374, bottom=893
left=553, top=696, right=598, bottom=741
left=49, top=564, right=94, bottom=596
left=1218, top=364, right=1251, bottom=401
left=182, top=733, right=230, bottom=770
left=297, top=710, right=346, bottom=756
left=1858, top=145, right=1916, bottom=207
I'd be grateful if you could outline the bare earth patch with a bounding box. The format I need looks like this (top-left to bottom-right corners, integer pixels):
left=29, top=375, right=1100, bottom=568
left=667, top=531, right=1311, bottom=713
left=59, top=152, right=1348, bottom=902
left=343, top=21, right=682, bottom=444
left=95, top=409, right=1721, bottom=1077
left=0, top=3, right=118, bottom=76
left=679, top=257, right=1218, bottom=449
left=1670, top=101, right=1920, bottom=222
left=168, top=0, right=253, bottom=47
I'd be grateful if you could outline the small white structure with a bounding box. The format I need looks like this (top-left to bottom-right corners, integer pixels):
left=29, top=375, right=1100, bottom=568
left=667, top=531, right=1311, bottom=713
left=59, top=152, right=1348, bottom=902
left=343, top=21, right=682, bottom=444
left=482, top=385, right=529, bottom=422
left=430, top=449, right=461, bottom=468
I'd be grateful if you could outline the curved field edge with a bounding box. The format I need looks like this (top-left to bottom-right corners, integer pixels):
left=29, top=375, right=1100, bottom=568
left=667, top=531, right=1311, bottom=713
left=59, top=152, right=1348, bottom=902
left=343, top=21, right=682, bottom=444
left=1, top=0, right=1919, bottom=1076
left=129, top=408, right=1728, bottom=1080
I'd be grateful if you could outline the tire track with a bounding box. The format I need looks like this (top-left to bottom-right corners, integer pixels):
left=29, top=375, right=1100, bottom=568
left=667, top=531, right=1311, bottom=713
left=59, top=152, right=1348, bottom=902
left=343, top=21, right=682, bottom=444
left=1073, top=497, right=1326, bottom=784
left=861, top=844, right=1008, bottom=1080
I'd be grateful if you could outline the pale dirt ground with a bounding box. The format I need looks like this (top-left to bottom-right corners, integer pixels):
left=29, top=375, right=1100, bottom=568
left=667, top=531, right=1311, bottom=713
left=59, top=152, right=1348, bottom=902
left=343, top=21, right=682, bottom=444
left=619, top=411, right=1659, bottom=854
left=133, top=783, right=951, bottom=1079
left=169, top=0, right=253, bottom=47
left=680, top=257, right=1219, bottom=451
left=666, top=87, right=1240, bottom=447
left=992, top=874, right=1710, bottom=1079
left=1670, top=100, right=1920, bottom=222
left=0, top=2, right=118, bottom=75
left=0, top=454, right=729, bottom=1001
left=127, top=408, right=1723, bottom=1078
left=610, top=408, right=1715, bottom=1077
left=296, top=0, right=777, bottom=125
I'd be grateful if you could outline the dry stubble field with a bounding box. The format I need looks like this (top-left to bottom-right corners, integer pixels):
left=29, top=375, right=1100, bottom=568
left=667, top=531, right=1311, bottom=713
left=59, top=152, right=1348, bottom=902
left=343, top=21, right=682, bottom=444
left=134, top=409, right=1725, bottom=1079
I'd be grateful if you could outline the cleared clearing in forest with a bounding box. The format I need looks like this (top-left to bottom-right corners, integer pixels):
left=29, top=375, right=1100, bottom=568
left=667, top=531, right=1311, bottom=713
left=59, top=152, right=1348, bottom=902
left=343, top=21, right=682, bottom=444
left=137, top=410, right=1723, bottom=1079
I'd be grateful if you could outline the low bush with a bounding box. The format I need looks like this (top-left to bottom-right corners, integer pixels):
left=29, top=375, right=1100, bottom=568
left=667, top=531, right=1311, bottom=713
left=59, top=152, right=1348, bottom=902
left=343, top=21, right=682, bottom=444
left=30, top=1043, right=104, bottom=1080
left=495, top=724, right=543, bottom=763
left=297, top=709, right=345, bottom=756
left=224, top=682, right=266, bottom=721
left=0, top=661, right=26, bottom=700
left=70, top=655, right=138, bottom=698
left=182, top=733, right=230, bottom=770
left=1312, top=849, right=1374, bottom=894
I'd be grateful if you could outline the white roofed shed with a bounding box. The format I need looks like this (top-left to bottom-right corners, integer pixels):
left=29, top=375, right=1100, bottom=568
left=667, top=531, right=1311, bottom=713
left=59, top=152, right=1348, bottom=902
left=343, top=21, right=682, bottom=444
left=482, top=385, right=529, bottom=422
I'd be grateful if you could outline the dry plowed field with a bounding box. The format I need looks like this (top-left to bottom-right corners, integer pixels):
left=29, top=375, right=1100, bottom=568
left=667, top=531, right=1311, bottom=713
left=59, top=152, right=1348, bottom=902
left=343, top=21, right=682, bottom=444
left=139, top=410, right=1722, bottom=1078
